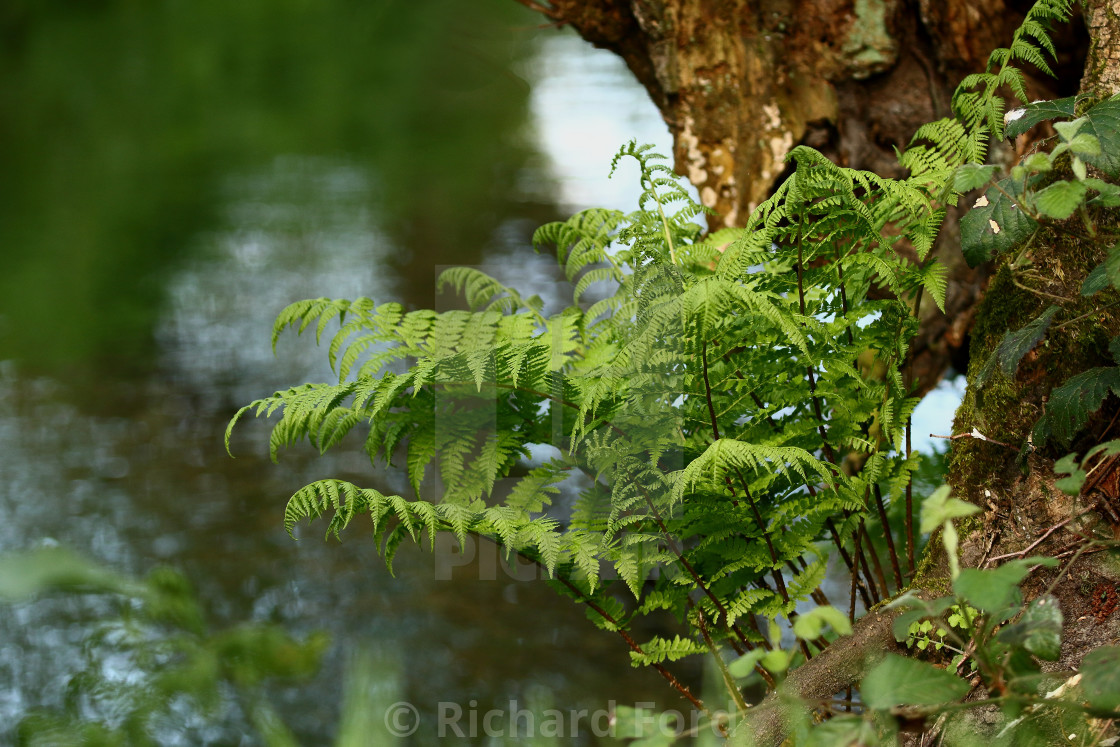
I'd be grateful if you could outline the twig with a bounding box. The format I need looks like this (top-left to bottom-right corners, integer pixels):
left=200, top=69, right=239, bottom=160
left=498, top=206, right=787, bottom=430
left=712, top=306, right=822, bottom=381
left=984, top=510, right=1091, bottom=566
left=930, top=428, right=1015, bottom=449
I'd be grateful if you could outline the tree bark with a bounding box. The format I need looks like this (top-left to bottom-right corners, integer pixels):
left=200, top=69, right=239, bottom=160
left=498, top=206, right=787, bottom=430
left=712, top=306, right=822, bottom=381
left=521, top=1, right=1119, bottom=744
left=520, top=0, right=1087, bottom=396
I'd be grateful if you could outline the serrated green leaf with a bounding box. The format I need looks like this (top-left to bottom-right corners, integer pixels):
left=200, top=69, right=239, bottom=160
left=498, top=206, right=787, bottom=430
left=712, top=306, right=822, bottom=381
left=978, top=305, right=1060, bottom=387
left=861, top=654, right=969, bottom=709
left=728, top=649, right=768, bottom=679
left=954, top=558, right=1057, bottom=613
left=1068, top=133, right=1101, bottom=157
left=1082, top=262, right=1112, bottom=296
left=1053, top=118, right=1087, bottom=142
left=1033, top=180, right=1087, bottom=220
left=1081, top=646, right=1120, bottom=711
left=1081, top=95, right=1120, bottom=179
left=1086, top=178, right=1120, bottom=207
left=892, top=597, right=956, bottom=643
left=1004, top=96, right=1076, bottom=139
left=920, top=486, right=980, bottom=533
left=792, top=605, right=852, bottom=641
left=997, top=594, right=1062, bottom=660
left=953, top=163, right=999, bottom=192
left=1045, top=366, right=1120, bottom=445
left=960, top=178, right=1038, bottom=266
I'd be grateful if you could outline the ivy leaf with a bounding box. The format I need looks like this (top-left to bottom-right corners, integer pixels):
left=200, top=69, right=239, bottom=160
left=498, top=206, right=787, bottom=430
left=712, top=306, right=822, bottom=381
left=1080, top=95, right=1120, bottom=179
left=998, top=594, right=1062, bottom=661
left=977, top=305, right=1060, bottom=387
left=1081, top=646, right=1120, bottom=711
left=792, top=605, right=852, bottom=641
left=861, top=654, right=969, bottom=709
left=920, top=485, right=980, bottom=534
left=960, top=178, right=1038, bottom=266
left=1112, top=334, right=1120, bottom=365
left=1045, top=366, right=1120, bottom=445
left=1004, top=96, right=1076, bottom=139
left=1032, top=180, right=1088, bottom=220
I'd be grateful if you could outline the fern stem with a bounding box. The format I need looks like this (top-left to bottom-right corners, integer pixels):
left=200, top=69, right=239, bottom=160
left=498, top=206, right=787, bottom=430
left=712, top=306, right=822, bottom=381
left=649, top=183, right=679, bottom=266
left=697, top=608, right=753, bottom=711
left=860, top=520, right=890, bottom=600
left=629, top=475, right=754, bottom=653
left=554, top=573, right=709, bottom=713
left=731, top=466, right=792, bottom=605
left=701, top=342, right=721, bottom=441
left=796, top=221, right=880, bottom=604
left=872, top=484, right=904, bottom=589
left=848, top=524, right=863, bottom=624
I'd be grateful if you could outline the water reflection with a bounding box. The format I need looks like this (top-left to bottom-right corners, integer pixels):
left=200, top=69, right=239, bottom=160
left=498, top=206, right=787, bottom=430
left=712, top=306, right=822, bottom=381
left=0, top=9, right=685, bottom=743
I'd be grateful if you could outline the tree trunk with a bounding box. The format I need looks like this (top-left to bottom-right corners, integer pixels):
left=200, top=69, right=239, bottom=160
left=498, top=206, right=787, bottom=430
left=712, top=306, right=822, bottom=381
left=520, top=0, right=1087, bottom=395
left=521, top=1, right=1119, bottom=743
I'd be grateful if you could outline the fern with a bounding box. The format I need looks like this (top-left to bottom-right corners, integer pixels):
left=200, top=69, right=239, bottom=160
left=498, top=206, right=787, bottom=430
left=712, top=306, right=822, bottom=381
left=225, top=0, right=1102, bottom=717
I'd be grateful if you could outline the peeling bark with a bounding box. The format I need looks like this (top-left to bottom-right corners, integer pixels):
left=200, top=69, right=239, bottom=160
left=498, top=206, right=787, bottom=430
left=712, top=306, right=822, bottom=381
left=522, top=0, right=1085, bottom=396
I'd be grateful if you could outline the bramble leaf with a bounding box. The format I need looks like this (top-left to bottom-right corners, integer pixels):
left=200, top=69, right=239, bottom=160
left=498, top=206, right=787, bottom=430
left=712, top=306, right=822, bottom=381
left=1081, top=646, right=1120, bottom=711
left=1044, top=366, right=1120, bottom=445
left=862, top=654, right=969, bottom=709
left=1004, top=96, right=1076, bottom=139
left=960, top=178, right=1038, bottom=266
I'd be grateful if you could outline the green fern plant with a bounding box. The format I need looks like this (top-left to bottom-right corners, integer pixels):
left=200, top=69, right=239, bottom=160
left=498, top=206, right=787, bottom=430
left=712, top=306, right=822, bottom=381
left=226, top=0, right=1097, bottom=738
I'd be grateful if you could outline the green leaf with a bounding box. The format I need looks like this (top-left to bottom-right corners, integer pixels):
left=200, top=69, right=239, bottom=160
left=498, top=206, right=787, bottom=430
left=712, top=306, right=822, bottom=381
left=1067, top=133, right=1102, bottom=157
left=792, top=605, right=852, bottom=641
left=728, top=649, right=768, bottom=679
left=803, top=717, right=881, bottom=747
left=1053, top=452, right=1087, bottom=495
left=1086, top=178, right=1120, bottom=207
left=954, top=558, right=1057, bottom=614
left=1045, top=366, right=1120, bottom=445
left=891, top=596, right=955, bottom=643
left=1032, top=180, right=1087, bottom=220
left=953, top=163, right=999, bottom=192
left=960, top=178, right=1038, bottom=266
left=1053, top=117, right=1087, bottom=142
left=861, top=654, right=969, bottom=709
left=1081, top=646, right=1120, bottom=711
left=977, top=305, right=1060, bottom=386
left=1004, top=96, right=1076, bottom=139
left=997, top=594, right=1062, bottom=661
left=1082, top=263, right=1112, bottom=296
left=920, top=486, right=980, bottom=534
left=1081, top=95, right=1120, bottom=179
left=0, top=546, right=137, bottom=600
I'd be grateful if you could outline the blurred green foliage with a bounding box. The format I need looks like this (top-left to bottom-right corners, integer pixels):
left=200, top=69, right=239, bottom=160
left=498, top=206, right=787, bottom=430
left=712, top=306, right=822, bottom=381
left=0, top=546, right=331, bottom=745
left=0, top=0, right=545, bottom=369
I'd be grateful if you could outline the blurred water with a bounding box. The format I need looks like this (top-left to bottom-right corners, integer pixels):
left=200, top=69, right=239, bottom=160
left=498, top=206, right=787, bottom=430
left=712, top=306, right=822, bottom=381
left=0, top=14, right=681, bottom=744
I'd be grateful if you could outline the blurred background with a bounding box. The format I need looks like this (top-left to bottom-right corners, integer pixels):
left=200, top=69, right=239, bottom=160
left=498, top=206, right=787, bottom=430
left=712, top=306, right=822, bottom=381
left=0, top=1, right=961, bottom=743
